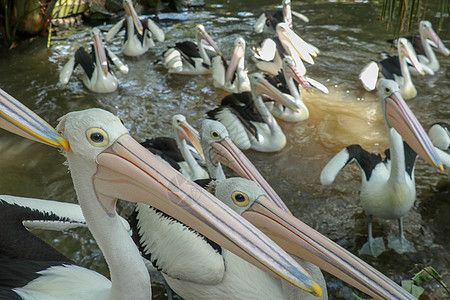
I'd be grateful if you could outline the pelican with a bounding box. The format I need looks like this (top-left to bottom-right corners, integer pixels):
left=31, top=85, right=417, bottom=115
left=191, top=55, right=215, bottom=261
left=359, top=38, right=425, bottom=100
left=105, top=0, right=164, bottom=57
left=429, top=122, right=449, bottom=150
left=0, top=89, right=323, bottom=298
left=207, top=73, right=300, bottom=152
left=253, top=0, right=309, bottom=34
left=59, top=28, right=129, bottom=93
left=252, top=22, right=318, bottom=76
left=320, top=79, right=443, bottom=257
left=140, top=114, right=208, bottom=180
left=211, top=36, right=251, bottom=93
left=163, top=24, right=222, bottom=75
left=388, top=21, right=449, bottom=73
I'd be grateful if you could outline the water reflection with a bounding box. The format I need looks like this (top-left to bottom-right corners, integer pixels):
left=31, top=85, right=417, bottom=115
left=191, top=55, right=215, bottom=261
left=0, top=0, right=448, bottom=298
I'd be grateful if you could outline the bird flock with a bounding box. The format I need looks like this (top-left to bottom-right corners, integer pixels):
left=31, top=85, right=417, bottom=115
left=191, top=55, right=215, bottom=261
left=0, top=0, right=449, bottom=299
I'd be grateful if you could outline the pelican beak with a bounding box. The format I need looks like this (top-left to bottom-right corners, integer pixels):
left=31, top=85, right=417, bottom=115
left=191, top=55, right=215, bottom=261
left=177, top=120, right=205, bottom=160
left=125, top=0, right=144, bottom=36
left=277, top=23, right=315, bottom=64
left=423, top=26, right=450, bottom=56
left=0, top=89, right=69, bottom=151
left=225, top=41, right=245, bottom=83
left=0, top=91, right=322, bottom=297
left=92, top=134, right=321, bottom=296
left=282, top=0, right=292, bottom=28
left=399, top=39, right=425, bottom=75
left=199, top=27, right=222, bottom=56
left=208, top=135, right=291, bottom=214
left=253, top=75, right=301, bottom=111
left=385, top=91, right=443, bottom=171
left=92, top=30, right=109, bottom=75
left=285, top=60, right=313, bottom=94
left=243, top=194, right=416, bottom=300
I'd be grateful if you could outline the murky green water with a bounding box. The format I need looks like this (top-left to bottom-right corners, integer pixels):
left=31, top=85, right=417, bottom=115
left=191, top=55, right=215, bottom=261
left=0, top=0, right=449, bottom=298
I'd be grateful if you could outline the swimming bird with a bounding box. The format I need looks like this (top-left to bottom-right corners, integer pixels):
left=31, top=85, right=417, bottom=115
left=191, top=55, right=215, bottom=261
left=253, top=0, right=309, bottom=34
left=59, top=27, right=129, bottom=93
left=211, top=36, right=251, bottom=93
left=388, top=21, right=449, bottom=74
left=428, top=122, right=449, bottom=151
left=359, top=38, right=425, bottom=100
left=320, top=79, right=443, bottom=257
left=163, top=24, right=221, bottom=75
left=252, top=22, right=318, bottom=76
left=208, top=73, right=300, bottom=152
left=105, top=0, right=165, bottom=56
left=140, top=114, right=208, bottom=180
left=0, top=89, right=322, bottom=299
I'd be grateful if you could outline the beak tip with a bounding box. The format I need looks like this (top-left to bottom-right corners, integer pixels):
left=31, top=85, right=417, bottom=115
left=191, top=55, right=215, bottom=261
left=311, top=282, right=322, bottom=297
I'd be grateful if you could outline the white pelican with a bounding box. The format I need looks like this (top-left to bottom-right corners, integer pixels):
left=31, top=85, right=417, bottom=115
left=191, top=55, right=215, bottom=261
left=0, top=89, right=323, bottom=298
left=207, top=73, right=300, bottom=152
left=211, top=36, right=251, bottom=93
left=253, top=0, right=309, bottom=34
left=320, top=79, right=443, bottom=257
left=163, top=24, right=221, bottom=75
left=389, top=21, right=449, bottom=73
left=252, top=22, right=318, bottom=76
left=140, top=114, right=208, bottom=180
left=429, top=122, right=449, bottom=151
left=359, top=38, right=425, bottom=100
left=59, top=27, right=129, bottom=93
left=105, top=0, right=164, bottom=57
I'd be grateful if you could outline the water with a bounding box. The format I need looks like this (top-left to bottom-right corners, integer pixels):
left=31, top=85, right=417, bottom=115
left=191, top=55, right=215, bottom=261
left=0, top=0, right=449, bottom=298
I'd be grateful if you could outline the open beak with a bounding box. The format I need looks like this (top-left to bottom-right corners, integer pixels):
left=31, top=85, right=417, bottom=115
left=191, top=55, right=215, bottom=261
left=282, top=0, right=292, bottom=28
left=385, top=91, right=443, bottom=171
left=277, top=23, right=316, bottom=64
left=225, top=41, right=245, bottom=83
left=253, top=75, right=301, bottom=111
left=285, top=59, right=313, bottom=94
left=0, top=89, right=322, bottom=297
left=424, top=26, right=450, bottom=56
left=0, top=89, right=69, bottom=151
left=207, top=135, right=291, bottom=214
left=243, top=194, right=417, bottom=300
left=199, top=27, right=222, bottom=57
left=400, top=40, right=425, bottom=75
left=177, top=120, right=205, bottom=161
left=92, top=31, right=109, bottom=76
left=125, top=1, right=144, bottom=36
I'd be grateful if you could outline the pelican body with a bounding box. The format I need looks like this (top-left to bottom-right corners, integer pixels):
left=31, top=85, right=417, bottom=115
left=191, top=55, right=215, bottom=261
left=163, top=24, right=221, bottom=75
left=105, top=0, right=165, bottom=56
left=59, top=28, right=129, bottom=93
left=320, top=79, right=443, bottom=257
left=0, top=89, right=324, bottom=299
left=359, top=38, right=425, bottom=100
left=429, top=122, right=449, bottom=151
left=208, top=73, right=301, bottom=152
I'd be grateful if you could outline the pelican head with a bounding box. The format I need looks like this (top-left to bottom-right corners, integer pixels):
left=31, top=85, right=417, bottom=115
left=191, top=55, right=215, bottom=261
left=123, top=0, right=144, bottom=36
left=200, top=119, right=291, bottom=213
left=0, top=89, right=323, bottom=296
left=249, top=73, right=300, bottom=111
left=225, top=37, right=246, bottom=83
left=196, top=24, right=222, bottom=56
left=213, top=177, right=417, bottom=300
left=419, top=21, right=450, bottom=56
left=172, top=114, right=204, bottom=160
left=397, top=38, right=425, bottom=75
left=91, top=27, right=109, bottom=75
left=282, top=56, right=312, bottom=93
left=377, top=79, right=443, bottom=171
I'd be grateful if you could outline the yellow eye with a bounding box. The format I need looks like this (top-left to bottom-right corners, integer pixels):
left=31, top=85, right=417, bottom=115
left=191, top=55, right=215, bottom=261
left=210, top=130, right=221, bottom=140
left=232, top=191, right=249, bottom=207
left=86, top=128, right=109, bottom=147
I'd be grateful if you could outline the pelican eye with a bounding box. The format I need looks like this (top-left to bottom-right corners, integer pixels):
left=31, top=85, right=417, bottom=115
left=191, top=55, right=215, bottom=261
left=385, top=87, right=391, bottom=94
left=86, top=128, right=109, bottom=147
left=232, top=191, right=249, bottom=207
left=211, top=130, right=221, bottom=140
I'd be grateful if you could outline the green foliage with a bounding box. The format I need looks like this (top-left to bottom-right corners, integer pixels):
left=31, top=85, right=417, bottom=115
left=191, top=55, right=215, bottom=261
left=380, top=0, right=449, bottom=37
